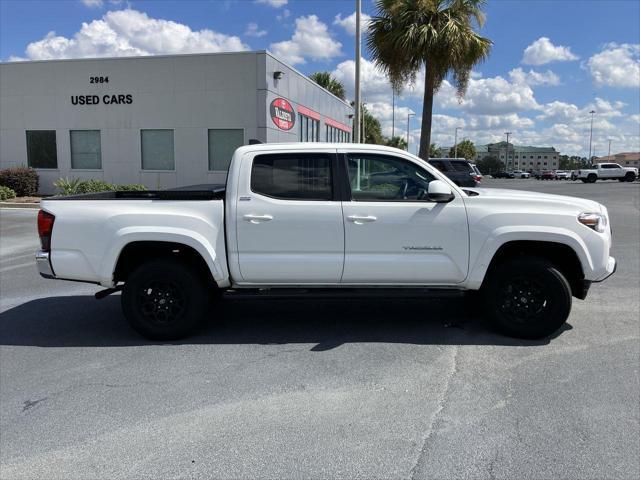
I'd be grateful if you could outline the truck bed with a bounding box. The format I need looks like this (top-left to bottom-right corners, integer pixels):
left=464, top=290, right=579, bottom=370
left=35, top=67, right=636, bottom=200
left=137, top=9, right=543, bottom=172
left=46, top=184, right=226, bottom=201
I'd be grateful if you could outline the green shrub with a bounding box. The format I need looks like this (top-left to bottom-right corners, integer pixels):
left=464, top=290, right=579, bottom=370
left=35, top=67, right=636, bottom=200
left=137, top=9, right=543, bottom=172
left=75, top=179, right=115, bottom=194
left=114, top=184, right=147, bottom=191
left=53, top=178, right=82, bottom=196
left=54, top=178, right=148, bottom=196
left=0, top=186, right=16, bottom=201
left=0, top=167, right=39, bottom=196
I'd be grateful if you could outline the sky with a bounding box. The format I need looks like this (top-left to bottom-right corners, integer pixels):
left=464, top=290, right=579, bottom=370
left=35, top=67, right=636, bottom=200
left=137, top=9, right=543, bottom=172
left=1, top=0, right=639, bottom=157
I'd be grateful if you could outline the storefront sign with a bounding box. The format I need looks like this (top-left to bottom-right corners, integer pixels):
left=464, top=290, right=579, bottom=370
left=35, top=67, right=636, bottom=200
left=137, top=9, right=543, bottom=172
left=270, top=98, right=295, bottom=130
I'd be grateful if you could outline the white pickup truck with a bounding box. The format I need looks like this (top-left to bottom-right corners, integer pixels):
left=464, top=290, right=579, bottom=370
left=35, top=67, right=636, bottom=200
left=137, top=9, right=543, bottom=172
left=36, top=143, right=616, bottom=340
left=577, top=163, right=638, bottom=183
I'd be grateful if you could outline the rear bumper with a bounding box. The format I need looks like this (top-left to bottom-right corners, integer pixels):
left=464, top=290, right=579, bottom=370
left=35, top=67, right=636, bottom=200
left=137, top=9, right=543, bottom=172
left=36, top=250, right=55, bottom=279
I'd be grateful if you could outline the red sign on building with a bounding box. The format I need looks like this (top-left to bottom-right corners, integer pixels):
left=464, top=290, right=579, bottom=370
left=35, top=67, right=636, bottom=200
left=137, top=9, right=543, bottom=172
left=270, top=98, right=296, bottom=131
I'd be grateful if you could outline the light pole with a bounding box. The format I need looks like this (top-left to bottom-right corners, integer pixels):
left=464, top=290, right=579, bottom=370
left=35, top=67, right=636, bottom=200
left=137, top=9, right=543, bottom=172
left=407, top=112, right=415, bottom=152
left=361, top=102, right=366, bottom=143
left=354, top=0, right=362, bottom=143
left=608, top=139, right=612, bottom=159
left=453, top=127, right=462, bottom=158
left=588, top=110, right=596, bottom=164
left=391, top=88, right=395, bottom=139
left=505, top=132, right=512, bottom=170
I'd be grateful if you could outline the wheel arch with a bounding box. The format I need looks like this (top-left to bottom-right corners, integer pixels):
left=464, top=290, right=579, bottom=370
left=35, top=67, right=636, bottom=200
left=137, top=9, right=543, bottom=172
left=478, top=240, right=587, bottom=299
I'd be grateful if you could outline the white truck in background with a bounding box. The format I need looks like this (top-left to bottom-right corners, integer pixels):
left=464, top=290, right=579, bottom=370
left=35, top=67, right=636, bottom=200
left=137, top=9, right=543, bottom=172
left=36, top=143, right=616, bottom=341
left=577, top=163, right=638, bottom=183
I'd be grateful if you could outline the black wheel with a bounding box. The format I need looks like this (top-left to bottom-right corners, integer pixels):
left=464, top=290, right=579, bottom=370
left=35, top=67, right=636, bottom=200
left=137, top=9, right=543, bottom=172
left=483, top=257, right=572, bottom=339
left=122, top=259, right=208, bottom=340
left=625, top=172, right=636, bottom=182
left=587, top=174, right=597, bottom=183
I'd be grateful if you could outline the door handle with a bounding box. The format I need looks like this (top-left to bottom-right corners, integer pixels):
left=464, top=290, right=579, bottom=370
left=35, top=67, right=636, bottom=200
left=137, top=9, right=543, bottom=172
left=243, top=214, right=273, bottom=224
left=347, top=215, right=377, bottom=225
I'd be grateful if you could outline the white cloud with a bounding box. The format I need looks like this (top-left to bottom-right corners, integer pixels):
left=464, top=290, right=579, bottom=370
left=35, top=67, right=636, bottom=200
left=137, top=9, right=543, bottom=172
left=270, top=15, right=342, bottom=65
left=333, top=12, right=371, bottom=36
left=12, top=9, right=248, bottom=60
left=522, top=37, right=578, bottom=65
left=255, top=0, right=287, bottom=7
left=509, top=67, right=560, bottom=86
left=245, top=22, right=267, bottom=38
left=436, top=76, right=540, bottom=114
left=276, top=9, right=291, bottom=21
left=332, top=58, right=391, bottom=102
left=587, top=43, right=640, bottom=88
left=82, top=0, right=103, bottom=7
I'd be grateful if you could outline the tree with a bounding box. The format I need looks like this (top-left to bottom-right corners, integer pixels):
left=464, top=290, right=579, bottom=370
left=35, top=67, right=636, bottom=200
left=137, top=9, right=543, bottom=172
left=385, top=136, right=408, bottom=150
left=449, top=139, right=476, bottom=160
left=367, top=0, right=492, bottom=159
left=429, top=143, right=440, bottom=158
left=309, top=72, right=346, bottom=100
left=477, top=155, right=503, bottom=174
left=351, top=102, right=384, bottom=144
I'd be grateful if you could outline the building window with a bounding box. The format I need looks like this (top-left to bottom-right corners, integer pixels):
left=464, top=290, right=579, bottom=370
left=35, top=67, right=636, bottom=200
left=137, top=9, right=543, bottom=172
left=141, top=129, right=174, bottom=170
left=326, top=125, right=349, bottom=143
left=299, top=114, right=319, bottom=142
left=544, top=155, right=548, bottom=159
left=530, top=155, right=534, bottom=159
left=537, top=155, right=541, bottom=159
left=251, top=153, right=332, bottom=201
left=26, top=130, right=57, bottom=169
left=70, top=130, right=101, bottom=170
left=208, top=129, right=244, bottom=171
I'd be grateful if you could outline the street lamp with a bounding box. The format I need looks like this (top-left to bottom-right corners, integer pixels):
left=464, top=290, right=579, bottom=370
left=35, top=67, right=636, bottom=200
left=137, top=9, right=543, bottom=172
left=453, top=127, right=462, bottom=158
left=588, top=110, right=596, bottom=163
left=354, top=0, right=362, bottom=144
left=608, top=138, right=612, bottom=159
left=505, top=132, right=512, bottom=169
left=407, top=112, right=415, bottom=152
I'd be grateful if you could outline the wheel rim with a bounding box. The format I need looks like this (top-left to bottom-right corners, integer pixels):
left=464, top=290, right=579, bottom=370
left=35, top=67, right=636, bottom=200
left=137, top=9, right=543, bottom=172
left=137, top=280, right=186, bottom=325
left=498, top=277, right=548, bottom=323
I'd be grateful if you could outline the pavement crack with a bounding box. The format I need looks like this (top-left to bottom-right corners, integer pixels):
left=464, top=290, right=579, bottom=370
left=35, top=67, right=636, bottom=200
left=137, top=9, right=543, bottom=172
left=22, top=397, right=48, bottom=412
left=409, top=345, right=460, bottom=480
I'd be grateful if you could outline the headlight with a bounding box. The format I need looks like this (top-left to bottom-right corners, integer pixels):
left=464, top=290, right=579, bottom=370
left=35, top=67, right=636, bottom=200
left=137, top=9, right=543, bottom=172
left=578, top=212, right=607, bottom=233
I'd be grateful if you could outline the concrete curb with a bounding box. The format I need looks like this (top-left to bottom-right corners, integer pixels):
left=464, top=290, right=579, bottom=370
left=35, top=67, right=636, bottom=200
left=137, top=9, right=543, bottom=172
left=0, top=202, right=40, bottom=209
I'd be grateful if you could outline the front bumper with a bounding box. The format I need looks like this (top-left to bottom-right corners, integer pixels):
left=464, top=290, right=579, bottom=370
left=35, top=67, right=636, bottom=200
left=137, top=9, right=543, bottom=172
left=36, top=250, right=55, bottom=279
left=594, top=256, right=616, bottom=283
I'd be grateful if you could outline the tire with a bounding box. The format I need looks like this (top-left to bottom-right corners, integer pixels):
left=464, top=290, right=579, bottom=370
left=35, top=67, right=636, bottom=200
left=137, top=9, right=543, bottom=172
left=122, top=259, right=208, bottom=340
left=587, top=174, right=597, bottom=183
left=625, top=172, right=636, bottom=182
left=482, top=257, right=572, bottom=340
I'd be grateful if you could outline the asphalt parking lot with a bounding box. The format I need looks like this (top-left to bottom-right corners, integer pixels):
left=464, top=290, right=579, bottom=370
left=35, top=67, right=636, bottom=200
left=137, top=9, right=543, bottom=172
left=1, top=179, right=638, bottom=480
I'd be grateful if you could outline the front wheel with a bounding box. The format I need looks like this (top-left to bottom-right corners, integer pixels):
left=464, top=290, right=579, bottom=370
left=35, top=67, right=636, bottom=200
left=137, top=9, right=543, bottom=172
left=483, top=258, right=572, bottom=339
left=122, top=259, right=208, bottom=340
left=587, top=174, right=597, bottom=183
left=625, top=172, right=636, bottom=182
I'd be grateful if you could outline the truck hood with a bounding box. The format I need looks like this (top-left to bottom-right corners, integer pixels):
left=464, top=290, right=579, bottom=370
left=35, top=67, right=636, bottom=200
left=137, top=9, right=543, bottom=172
left=465, top=188, right=603, bottom=213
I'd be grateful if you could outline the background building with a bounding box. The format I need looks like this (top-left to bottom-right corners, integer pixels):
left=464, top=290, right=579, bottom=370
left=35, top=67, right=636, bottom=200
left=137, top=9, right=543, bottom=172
left=0, top=51, right=353, bottom=194
left=474, top=141, right=559, bottom=171
left=596, top=152, right=640, bottom=167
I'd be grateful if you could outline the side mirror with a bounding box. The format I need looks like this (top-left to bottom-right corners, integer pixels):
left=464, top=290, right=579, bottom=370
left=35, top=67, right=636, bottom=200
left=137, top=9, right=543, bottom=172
left=428, top=180, right=455, bottom=203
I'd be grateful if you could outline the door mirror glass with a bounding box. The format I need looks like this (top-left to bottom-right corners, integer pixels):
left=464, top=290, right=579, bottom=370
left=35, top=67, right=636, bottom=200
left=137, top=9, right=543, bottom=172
left=428, top=180, right=455, bottom=203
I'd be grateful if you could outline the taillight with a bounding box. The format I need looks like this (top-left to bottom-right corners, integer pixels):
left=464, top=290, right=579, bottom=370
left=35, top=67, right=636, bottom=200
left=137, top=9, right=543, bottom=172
left=37, top=210, right=55, bottom=251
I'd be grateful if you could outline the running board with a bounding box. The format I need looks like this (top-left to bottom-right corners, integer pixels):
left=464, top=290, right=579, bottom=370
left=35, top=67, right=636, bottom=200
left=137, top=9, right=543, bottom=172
left=222, top=287, right=465, bottom=300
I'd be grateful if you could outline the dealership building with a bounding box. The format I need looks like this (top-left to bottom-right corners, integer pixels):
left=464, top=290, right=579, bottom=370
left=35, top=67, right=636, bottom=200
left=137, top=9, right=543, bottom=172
left=0, top=51, right=353, bottom=194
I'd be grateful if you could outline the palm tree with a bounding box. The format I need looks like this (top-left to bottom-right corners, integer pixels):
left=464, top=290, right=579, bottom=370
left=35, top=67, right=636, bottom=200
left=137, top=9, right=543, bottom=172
left=385, top=136, right=408, bottom=150
left=367, top=0, right=492, bottom=159
left=309, top=72, right=347, bottom=101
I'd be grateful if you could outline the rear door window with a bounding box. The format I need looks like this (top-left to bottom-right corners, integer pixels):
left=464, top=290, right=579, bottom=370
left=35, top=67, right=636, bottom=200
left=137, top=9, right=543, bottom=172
left=450, top=161, right=473, bottom=173
left=251, top=153, right=333, bottom=201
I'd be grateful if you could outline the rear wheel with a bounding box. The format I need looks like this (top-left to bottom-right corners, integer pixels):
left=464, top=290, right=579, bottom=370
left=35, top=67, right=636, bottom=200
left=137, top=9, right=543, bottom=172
left=122, top=259, right=208, bottom=340
left=483, top=257, right=572, bottom=339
